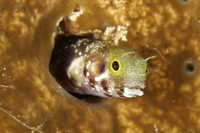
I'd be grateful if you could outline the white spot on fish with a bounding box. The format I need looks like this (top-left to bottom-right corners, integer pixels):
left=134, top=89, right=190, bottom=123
left=79, top=51, right=82, bottom=56
left=75, top=70, right=78, bottom=74
left=95, top=73, right=109, bottom=82
left=85, top=45, right=90, bottom=53
left=108, top=87, right=113, bottom=93
left=86, top=72, right=90, bottom=77
left=78, top=83, right=81, bottom=86
left=95, top=85, right=100, bottom=93
left=86, top=61, right=91, bottom=69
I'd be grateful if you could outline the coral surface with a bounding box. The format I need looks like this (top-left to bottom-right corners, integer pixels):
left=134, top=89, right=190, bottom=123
left=0, top=0, right=200, bottom=132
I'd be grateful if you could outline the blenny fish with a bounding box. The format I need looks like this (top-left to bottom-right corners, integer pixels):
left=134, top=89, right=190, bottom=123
left=50, top=34, right=148, bottom=98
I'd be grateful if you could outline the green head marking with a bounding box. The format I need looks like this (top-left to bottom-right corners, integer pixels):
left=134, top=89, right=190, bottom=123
left=106, top=46, right=148, bottom=88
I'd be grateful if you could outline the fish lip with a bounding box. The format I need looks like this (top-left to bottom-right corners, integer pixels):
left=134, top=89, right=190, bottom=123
left=111, top=84, right=146, bottom=97
left=104, top=82, right=146, bottom=97
left=124, top=87, right=144, bottom=97
left=114, top=83, right=146, bottom=91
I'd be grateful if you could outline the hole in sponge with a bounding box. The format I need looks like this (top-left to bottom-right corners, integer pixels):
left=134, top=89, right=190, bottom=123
left=49, top=33, right=102, bottom=102
left=183, top=59, right=197, bottom=75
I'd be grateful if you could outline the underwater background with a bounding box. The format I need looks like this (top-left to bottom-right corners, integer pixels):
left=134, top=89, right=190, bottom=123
left=0, top=0, right=200, bottom=132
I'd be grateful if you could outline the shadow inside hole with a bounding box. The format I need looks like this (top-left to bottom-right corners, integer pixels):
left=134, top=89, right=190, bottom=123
left=180, top=0, right=189, bottom=3
left=183, top=59, right=197, bottom=75
left=70, top=93, right=103, bottom=103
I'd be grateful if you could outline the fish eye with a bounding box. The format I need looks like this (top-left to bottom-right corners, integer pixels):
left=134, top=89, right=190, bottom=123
left=112, top=61, right=120, bottom=71
left=109, top=57, right=125, bottom=76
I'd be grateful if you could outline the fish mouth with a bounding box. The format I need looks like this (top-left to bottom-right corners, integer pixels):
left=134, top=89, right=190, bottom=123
left=112, top=83, right=146, bottom=97
left=101, top=81, right=146, bottom=98
left=123, top=87, right=144, bottom=97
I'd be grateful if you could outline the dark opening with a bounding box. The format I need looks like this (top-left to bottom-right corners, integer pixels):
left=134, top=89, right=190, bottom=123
left=49, top=18, right=103, bottom=103
left=184, top=60, right=196, bottom=74
left=180, top=0, right=188, bottom=3
left=185, top=63, right=194, bottom=72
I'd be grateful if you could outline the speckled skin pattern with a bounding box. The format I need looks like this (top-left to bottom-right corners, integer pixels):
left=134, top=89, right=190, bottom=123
left=0, top=0, right=200, bottom=132
left=50, top=35, right=147, bottom=98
